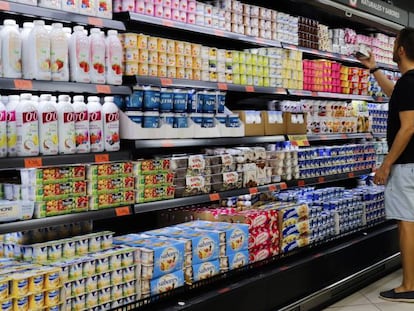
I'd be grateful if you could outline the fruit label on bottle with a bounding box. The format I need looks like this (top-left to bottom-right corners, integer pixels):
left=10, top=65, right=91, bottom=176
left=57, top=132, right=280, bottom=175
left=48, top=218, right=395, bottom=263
left=76, top=40, right=90, bottom=82
left=89, top=111, right=103, bottom=152
left=36, top=35, right=51, bottom=79
left=51, top=37, right=68, bottom=81
left=7, top=33, right=22, bottom=75
left=0, top=110, right=7, bottom=155
left=75, top=110, right=90, bottom=152
left=91, top=41, right=106, bottom=84
left=7, top=110, right=16, bottom=156
left=40, top=111, right=58, bottom=155
left=17, top=111, right=39, bottom=156
left=63, top=0, right=78, bottom=11
left=107, top=45, right=122, bottom=84
left=104, top=111, right=119, bottom=150
left=60, top=112, right=76, bottom=153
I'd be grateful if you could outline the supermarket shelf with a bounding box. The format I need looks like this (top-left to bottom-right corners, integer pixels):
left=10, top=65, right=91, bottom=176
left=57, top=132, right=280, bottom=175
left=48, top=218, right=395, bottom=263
left=114, top=12, right=281, bottom=48
left=0, top=151, right=131, bottom=170
left=286, top=169, right=373, bottom=188
left=134, top=182, right=287, bottom=214
left=0, top=0, right=125, bottom=30
left=282, top=43, right=398, bottom=71
left=287, top=89, right=374, bottom=101
left=373, top=133, right=387, bottom=139
left=123, top=75, right=287, bottom=95
left=0, top=78, right=131, bottom=95
left=372, top=96, right=390, bottom=103
left=307, top=133, right=373, bottom=141
left=0, top=206, right=133, bottom=234
left=128, top=136, right=285, bottom=149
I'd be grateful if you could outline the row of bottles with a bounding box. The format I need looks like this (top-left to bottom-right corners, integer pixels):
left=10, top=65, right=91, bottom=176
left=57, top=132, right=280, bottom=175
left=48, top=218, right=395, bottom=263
left=1, top=19, right=123, bottom=84
left=0, top=93, right=120, bottom=158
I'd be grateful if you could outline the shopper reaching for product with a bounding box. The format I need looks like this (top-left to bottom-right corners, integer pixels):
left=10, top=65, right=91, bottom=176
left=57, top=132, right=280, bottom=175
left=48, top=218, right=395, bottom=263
left=357, top=27, right=414, bottom=303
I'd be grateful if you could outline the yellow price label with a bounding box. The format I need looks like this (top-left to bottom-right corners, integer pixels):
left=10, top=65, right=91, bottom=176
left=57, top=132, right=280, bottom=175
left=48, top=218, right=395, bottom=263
left=288, top=135, right=309, bottom=147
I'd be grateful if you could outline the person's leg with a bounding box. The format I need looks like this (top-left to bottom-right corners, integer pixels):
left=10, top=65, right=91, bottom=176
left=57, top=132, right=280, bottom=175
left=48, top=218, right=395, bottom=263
left=396, top=220, right=414, bottom=292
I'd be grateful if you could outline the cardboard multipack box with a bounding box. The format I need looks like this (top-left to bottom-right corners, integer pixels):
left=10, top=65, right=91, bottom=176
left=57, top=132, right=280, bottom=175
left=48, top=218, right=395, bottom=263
left=234, top=110, right=265, bottom=136
left=285, top=112, right=307, bottom=135
left=263, top=111, right=286, bottom=135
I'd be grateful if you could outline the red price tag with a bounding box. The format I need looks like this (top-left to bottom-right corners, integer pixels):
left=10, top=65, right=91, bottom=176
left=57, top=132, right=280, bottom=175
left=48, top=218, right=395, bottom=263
left=14, top=79, right=33, bottom=90
left=245, top=85, right=255, bottom=92
left=268, top=184, right=277, bottom=192
left=214, top=30, right=224, bottom=37
left=95, top=154, right=110, bottom=163
left=311, top=49, right=319, bottom=54
left=88, top=17, right=104, bottom=27
left=256, top=37, right=265, bottom=44
left=318, top=176, right=325, bottom=183
left=0, top=1, right=10, bottom=10
left=298, top=180, right=305, bottom=187
left=276, top=88, right=285, bottom=94
left=96, top=85, right=111, bottom=94
left=161, top=140, right=174, bottom=147
left=348, top=172, right=355, bottom=178
left=209, top=193, right=220, bottom=201
left=115, top=206, right=131, bottom=217
left=249, top=187, right=258, bottom=194
left=24, top=157, right=43, bottom=168
left=280, top=183, right=288, bottom=190
left=311, top=92, right=318, bottom=97
left=341, top=134, right=348, bottom=139
left=162, top=20, right=174, bottom=27
left=160, top=78, right=173, bottom=86
left=320, top=135, right=328, bottom=140
left=217, top=83, right=228, bottom=91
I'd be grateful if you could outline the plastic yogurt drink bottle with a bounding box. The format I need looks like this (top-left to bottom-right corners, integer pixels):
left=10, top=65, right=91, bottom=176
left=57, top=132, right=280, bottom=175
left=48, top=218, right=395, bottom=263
left=89, top=28, right=106, bottom=84
left=102, top=96, right=120, bottom=151
left=73, top=95, right=90, bottom=153
left=50, top=23, right=69, bottom=81
left=6, top=95, right=19, bottom=157
left=16, top=93, right=39, bottom=157
left=38, top=94, right=58, bottom=155
left=1, top=19, right=22, bottom=78
left=0, top=95, right=7, bottom=157
left=27, top=20, right=51, bottom=80
left=21, top=22, right=33, bottom=79
left=105, top=30, right=123, bottom=85
left=69, top=25, right=91, bottom=83
left=87, top=96, right=104, bottom=152
left=57, top=94, right=76, bottom=154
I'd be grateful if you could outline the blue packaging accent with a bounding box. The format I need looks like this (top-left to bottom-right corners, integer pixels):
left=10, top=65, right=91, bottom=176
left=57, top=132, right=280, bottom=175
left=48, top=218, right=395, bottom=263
left=190, top=113, right=203, bottom=125
left=226, top=114, right=240, bottom=128
left=143, top=88, right=160, bottom=111
left=215, top=114, right=227, bottom=124
left=126, top=89, right=144, bottom=111
left=202, top=92, right=216, bottom=113
left=174, top=114, right=188, bottom=128
left=192, top=259, right=220, bottom=282
left=113, top=95, right=125, bottom=110
left=149, top=270, right=185, bottom=296
left=173, top=90, right=188, bottom=113
left=160, top=89, right=174, bottom=112
left=217, top=92, right=226, bottom=113
left=187, top=89, right=198, bottom=113
left=143, top=112, right=160, bottom=128
left=126, top=112, right=143, bottom=125
left=202, top=114, right=215, bottom=128
left=160, top=113, right=175, bottom=126
left=227, top=250, right=249, bottom=270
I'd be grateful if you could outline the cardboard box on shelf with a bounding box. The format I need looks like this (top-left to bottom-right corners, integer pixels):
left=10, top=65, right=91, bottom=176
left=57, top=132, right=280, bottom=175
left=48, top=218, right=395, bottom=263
left=234, top=110, right=265, bottom=136
left=285, top=112, right=307, bottom=135
left=263, top=111, right=286, bottom=135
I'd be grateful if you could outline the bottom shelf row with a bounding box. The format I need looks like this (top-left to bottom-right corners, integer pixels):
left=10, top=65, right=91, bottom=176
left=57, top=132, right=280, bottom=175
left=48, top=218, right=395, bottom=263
left=0, top=181, right=386, bottom=310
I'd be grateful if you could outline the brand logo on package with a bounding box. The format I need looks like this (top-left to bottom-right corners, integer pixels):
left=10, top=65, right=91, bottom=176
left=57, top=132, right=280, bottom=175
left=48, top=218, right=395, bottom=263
left=89, top=111, right=102, bottom=122
left=22, top=111, right=38, bottom=123
left=232, top=253, right=247, bottom=268
left=160, top=247, right=179, bottom=272
left=105, top=112, right=119, bottom=123
left=334, top=0, right=408, bottom=25
left=230, top=229, right=246, bottom=251
left=42, top=111, right=58, bottom=123
left=75, top=111, right=88, bottom=122
left=157, top=274, right=179, bottom=293
left=198, top=262, right=216, bottom=278
left=63, top=112, right=75, bottom=123
left=197, top=237, right=215, bottom=260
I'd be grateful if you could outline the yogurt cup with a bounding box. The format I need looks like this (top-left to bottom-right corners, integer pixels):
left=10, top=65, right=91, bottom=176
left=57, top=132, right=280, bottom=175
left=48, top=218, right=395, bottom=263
left=47, top=243, right=63, bottom=261
left=29, top=292, right=44, bottom=309
left=72, top=278, right=86, bottom=296
left=110, top=269, right=123, bottom=285
left=85, top=275, right=98, bottom=292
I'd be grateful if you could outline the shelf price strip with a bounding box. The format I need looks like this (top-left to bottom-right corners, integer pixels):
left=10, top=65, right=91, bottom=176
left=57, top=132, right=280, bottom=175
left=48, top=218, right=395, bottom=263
left=249, top=187, right=258, bottom=194
left=14, top=79, right=33, bottom=90
left=209, top=193, right=220, bottom=201
left=95, top=154, right=110, bottom=163
left=0, top=0, right=10, bottom=10
left=24, top=157, right=43, bottom=168
left=288, top=135, right=310, bottom=147
left=96, top=85, right=111, bottom=94
left=115, top=206, right=131, bottom=217
left=88, top=17, right=104, bottom=27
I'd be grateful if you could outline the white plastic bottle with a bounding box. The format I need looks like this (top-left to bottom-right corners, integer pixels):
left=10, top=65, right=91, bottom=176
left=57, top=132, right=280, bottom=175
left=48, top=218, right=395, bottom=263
left=1, top=19, right=22, bottom=79
left=6, top=95, right=19, bottom=157
left=73, top=95, right=90, bottom=153
left=21, top=22, right=34, bottom=79
left=50, top=23, right=69, bottom=81
left=16, top=93, right=39, bottom=157
left=56, top=95, right=76, bottom=154
left=87, top=96, right=104, bottom=152
left=69, top=26, right=91, bottom=83
left=28, top=20, right=51, bottom=80
left=89, top=28, right=106, bottom=84
left=105, top=30, right=123, bottom=85
left=38, top=94, right=58, bottom=155
left=0, top=95, right=7, bottom=158
left=102, top=96, right=120, bottom=151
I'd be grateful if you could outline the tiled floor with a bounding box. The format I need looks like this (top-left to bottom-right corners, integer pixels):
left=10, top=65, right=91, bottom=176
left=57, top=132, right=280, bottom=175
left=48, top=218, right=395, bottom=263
left=323, top=269, right=414, bottom=310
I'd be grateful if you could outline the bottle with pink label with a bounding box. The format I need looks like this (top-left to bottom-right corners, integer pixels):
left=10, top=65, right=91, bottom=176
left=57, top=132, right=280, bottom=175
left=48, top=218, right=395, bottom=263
left=6, top=95, right=19, bottom=157
left=1, top=19, right=22, bottom=79
left=50, top=23, right=69, bottom=81
left=0, top=96, right=7, bottom=158
left=38, top=94, right=58, bottom=155
left=89, top=28, right=106, bottom=84
left=69, top=26, right=91, bottom=83
left=27, top=20, right=51, bottom=81
left=16, top=93, right=39, bottom=157
left=73, top=95, right=90, bottom=153
left=105, top=30, right=123, bottom=85
left=57, top=94, right=76, bottom=154
left=87, top=96, right=104, bottom=152
left=102, top=96, right=120, bottom=151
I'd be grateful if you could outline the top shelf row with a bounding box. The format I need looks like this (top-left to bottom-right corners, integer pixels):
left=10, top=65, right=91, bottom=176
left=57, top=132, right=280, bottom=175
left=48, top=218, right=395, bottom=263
left=0, top=2, right=399, bottom=72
